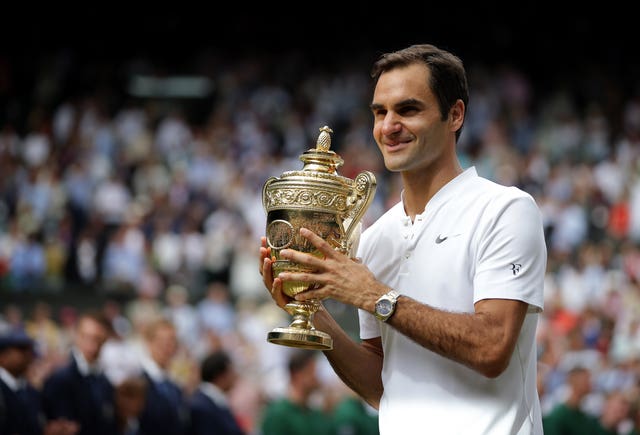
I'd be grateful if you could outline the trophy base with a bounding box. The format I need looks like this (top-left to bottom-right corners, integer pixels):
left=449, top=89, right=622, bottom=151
left=267, top=327, right=333, bottom=350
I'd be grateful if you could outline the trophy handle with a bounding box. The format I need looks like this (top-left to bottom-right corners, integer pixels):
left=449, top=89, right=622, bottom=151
left=343, top=171, right=377, bottom=253
left=262, top=176, right=278, bottom=213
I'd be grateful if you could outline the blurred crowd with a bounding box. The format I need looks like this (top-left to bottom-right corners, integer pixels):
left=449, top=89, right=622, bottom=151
left=1, top=45, right=640, bottom=433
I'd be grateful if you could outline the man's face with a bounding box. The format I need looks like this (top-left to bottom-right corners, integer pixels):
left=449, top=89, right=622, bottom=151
left=115, top=377, right=147, bottom=418
left=0, top=345, right=34, bottom=377
left=75, top=317, right=109, bottom=364
left=297, top=358, right=321, bottom=394
left=148, top=324, right=178, bottom=368
left=371, top=63, right=455, bottom=175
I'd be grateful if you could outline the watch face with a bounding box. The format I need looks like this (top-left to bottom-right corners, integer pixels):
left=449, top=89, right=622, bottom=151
left=376, top=300, right=393, bottom=316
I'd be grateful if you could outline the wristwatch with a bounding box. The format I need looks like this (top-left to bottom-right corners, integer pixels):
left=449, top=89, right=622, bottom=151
left=374, top=290, right=400, bottom=322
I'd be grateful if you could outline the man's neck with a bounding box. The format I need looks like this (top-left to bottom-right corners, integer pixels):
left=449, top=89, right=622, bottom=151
left=72, top=347, right=100, bottom=376
left=400, top=160, right=463, bottom=221
left=288, top=385, right=310, bottom=407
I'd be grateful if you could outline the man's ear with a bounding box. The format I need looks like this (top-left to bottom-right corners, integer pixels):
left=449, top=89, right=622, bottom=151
left=449, top=99, right=465, bottom=132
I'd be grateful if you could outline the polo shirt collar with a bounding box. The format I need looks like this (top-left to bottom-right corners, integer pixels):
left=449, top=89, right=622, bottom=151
left=399, top=166, right=478, bottom=221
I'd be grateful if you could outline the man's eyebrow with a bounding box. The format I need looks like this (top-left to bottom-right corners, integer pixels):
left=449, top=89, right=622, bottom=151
left=370, top=98, right=423, bottom=111
left=396, top=98, right=423, bottom=107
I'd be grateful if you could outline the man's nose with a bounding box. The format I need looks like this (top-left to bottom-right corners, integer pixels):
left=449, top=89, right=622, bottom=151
left=380, top=113, right=402, bottom=135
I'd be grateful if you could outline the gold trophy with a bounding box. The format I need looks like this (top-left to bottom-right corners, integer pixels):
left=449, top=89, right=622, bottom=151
left=262, top=126, right=377, bottom=350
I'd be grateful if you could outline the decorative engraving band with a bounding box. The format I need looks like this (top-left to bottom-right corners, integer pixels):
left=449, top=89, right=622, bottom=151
left=265, top=188, right=348, bottom=212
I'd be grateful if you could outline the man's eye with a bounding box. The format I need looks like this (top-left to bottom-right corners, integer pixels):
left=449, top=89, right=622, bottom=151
left=399, top=107, right=419, bottom=115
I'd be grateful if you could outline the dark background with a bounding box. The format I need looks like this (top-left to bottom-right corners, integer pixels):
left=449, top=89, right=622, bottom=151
left=2, top=5, right=636, bottom=78
left=0, top=4, right=637, bottom=140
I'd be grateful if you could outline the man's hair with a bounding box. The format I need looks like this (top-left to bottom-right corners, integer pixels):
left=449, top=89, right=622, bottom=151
left=371, top=43, right=469, bottom=141
left=567, top=365, right=590, bottom=377
left=287, top=349, right=316, bottom=376
left=200, top=350, right=232, bottom=383
left=78, top=309, right=112, bottom=334
left=142, top=317, right=175, bottom=342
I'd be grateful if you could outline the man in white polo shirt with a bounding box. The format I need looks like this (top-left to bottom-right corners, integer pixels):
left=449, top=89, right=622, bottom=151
left=260, top=43, right=546, bottom=434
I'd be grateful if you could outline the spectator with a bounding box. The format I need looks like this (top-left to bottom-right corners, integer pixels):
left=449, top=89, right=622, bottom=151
left=138, top=318, right=190, bottom=435
left=188, top=349, right=246, bottom=435
left=543, top=366, right=600, bottom=434
left=41, top=310, right=116, bottom=435
left=0, top=327, right=80, bottom=435
left=196, top=281, right=237, bottom=352
left=9, top=231, right=46, bottom=292
left=260, top=349, right=335, bottom=435
left=595, top=390, right=633, bottom=435
left=163, top=284, right=200, bottom=350
left=332, top=385, right=379, bottom=435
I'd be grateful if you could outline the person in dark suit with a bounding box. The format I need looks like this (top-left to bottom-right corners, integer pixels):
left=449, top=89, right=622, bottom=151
left=138, top=318, right=189, bottom=435
left=0, top=328, right=78, bottom=435
left=0, top=328, right=46, bottom=435
left=41, top=311, right=117, bottom=435
left=188, top=349, right=245, bottom=435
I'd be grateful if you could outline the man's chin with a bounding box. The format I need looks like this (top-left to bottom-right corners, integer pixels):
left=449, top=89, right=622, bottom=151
left=383, top=158, right=406, bottom=172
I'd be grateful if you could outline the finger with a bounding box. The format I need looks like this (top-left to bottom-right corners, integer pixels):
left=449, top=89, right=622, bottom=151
left=294, top=288, right=322, bottom=302
left=259, top=247, right=268, bottom=275
left=300, top=228, right=350, bottom=258
left=278, top=269, right=318, bottom=286
left=259, top=236, right=272, bottom=275
left=293, top=282, right=325, bottom=301
left=262, top=256, right=274, bottom=286
left=278, top=228, right=340, bottom=268
left=272, top=278, right=290, bottom=308
left=299, top=227, right=340, bottom=257
left=279, top=248, right=325, bottom=271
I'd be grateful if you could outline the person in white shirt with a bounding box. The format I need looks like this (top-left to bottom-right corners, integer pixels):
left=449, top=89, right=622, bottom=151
left=260, top=43, right=547, bottom=434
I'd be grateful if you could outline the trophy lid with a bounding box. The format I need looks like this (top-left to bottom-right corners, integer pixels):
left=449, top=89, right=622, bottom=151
left=299, top=126, right=344, bottom=174
left=262, top=125, right=370, bottom=216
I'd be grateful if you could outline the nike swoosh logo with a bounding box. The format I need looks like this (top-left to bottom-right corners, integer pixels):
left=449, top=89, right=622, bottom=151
left=435, top=235, right=448, bottom=244
left=435, top=233, right=461, bottom=244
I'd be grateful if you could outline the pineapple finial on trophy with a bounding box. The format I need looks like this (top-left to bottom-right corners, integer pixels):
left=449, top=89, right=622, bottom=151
left=316, top=126, right=333, bottom=152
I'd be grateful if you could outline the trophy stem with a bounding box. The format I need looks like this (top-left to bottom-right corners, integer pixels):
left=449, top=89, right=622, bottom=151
left=267, top=299, right=333, bottom=350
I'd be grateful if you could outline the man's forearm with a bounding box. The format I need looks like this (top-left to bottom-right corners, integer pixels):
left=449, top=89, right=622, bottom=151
left=314, top=309, right=384, bottom=409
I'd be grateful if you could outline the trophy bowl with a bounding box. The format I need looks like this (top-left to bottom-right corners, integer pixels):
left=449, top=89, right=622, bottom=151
left=263, top=126, right=376, bottom=350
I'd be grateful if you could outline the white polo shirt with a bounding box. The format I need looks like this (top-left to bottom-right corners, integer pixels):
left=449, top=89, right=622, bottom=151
left=358, top=167, right=546, bottom=435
